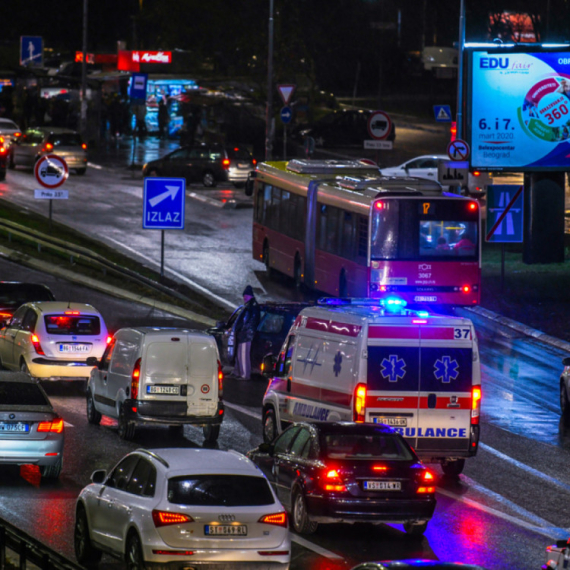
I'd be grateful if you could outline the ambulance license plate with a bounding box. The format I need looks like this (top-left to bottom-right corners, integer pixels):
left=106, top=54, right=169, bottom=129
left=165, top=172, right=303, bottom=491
left=364, top=481, right=401, bottom=491
left=373, top=416, right=407, bottom=427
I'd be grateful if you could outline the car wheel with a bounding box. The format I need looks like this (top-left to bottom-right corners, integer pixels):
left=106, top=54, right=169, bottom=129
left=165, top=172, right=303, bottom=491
left=202, top=171, right=216, bottom=187
left=86, top=391, right=102, bottom=425
left=125, top=531, right=145, bottom=570
left=40, top=457, right=63, bottom=480
left=74, top=505, right=102, bottom=568
left=560, top=381, right=570, bottom=425
left=203, top=423, right=220, bottom=444
left=118, top=406, right=136, bottom=441
left=403, top=521, right=428, bottom=536
left=441, top=458, right=465, bottom=477
left=292, top=490, right=318, bottom=534
left=263, top=407, right=277, bottom=444
left=20, top=360, right=30, bottom=375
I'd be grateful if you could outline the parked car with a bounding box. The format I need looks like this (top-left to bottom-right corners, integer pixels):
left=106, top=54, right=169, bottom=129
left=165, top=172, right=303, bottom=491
left=293, top=109, right=396, bottom=148
left=0, top=371, right=64, bottom=479
left=142, top=143, right=256, bottom=187
left=543, top=538, right=570, bottom=569
left=0, top=302, right=109, bottom=381
left=379, top=155, right=490, bottom=197
left=0, top=136, right=6, bottom=181
left=351, top=562, right=488, bottom=570
left=74, top=448, right=290, bottom=569
left=559, top=357, right=570, bottom=425
left=0, top=282, right=55, bottom=326
left=247, top=421, right=436, bottom=535
left=86, top=327, right=224, bottom=442
left=9, top=127, right=88, bottom=175
left=207, top=302, right=309, bottom=375
left=0, top=118, right=21, bottom=147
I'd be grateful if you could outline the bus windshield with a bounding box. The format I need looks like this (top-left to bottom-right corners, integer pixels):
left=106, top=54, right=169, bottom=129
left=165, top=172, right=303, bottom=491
left=370, top=199, right=479, bottom=261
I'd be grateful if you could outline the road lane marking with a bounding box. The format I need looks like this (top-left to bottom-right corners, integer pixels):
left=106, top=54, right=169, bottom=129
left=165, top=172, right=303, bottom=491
left=291, top=535, right=344, bottom=560
left=224, top=401, right=261, bottom=420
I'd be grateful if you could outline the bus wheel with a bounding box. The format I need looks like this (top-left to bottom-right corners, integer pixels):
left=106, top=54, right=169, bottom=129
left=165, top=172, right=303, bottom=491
left=441, top=458, right=465, bottom=477
left=339, top=270, right=348, bottom=297
left=263, top=243, right=274, bottom=278
left=294, top=256, right=303, bottom=289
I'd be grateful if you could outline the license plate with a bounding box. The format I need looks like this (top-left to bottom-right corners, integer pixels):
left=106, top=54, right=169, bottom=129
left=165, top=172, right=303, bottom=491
left=0, top=422, right=29, bottom=433
left=237, top=162, right=250, bottom=169
left=59, top=344, right=90, bottom=353
left=364, top=481, right=401, bottom=491
left=373, top=417, right=407, bottom=427
left=147, top=385, right=180, bottom=395
left=204, top=525, right=247, bottom=536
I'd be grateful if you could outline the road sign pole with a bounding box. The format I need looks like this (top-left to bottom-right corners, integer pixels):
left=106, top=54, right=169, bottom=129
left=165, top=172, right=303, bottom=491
left=283, top=125, right=287, bottom=160
left=160, top=230, right=165, bottom=279
left=49, top=199, right=53, bottom=233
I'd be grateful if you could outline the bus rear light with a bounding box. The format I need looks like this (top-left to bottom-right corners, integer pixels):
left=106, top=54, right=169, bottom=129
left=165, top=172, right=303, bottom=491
left=461, top=285, right=471, bottom=293
left=468, top=202, right=478, bottom=210
left=131, top=358, right=141, bottom=400
left=152, top=510, right=193, bottom=527
left=259, top=512, right=288, bottom=527
left=353, top=383, right=366, bottom=422
left=374, top=201, right=385, bottom=210
left=471, top=386, right=481, bottom=425
left=31, top=334, right=45, bottom=355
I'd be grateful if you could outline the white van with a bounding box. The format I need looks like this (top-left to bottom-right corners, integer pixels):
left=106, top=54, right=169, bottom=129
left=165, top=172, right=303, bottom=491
left=86, top=328, right=224, bottom=443
left=261, top=300, right=481, bottom=476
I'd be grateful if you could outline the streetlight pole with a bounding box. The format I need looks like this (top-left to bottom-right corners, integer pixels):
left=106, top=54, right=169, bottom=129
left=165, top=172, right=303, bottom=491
left=80, top=0, right=88, bottom=137
left=456, top=0, right=466, bottom=140
left=265, top=0, right=274, bottom=160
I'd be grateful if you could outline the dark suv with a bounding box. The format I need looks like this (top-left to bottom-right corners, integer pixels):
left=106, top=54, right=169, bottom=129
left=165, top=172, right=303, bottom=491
left=142, top=143, right=256, bottom=187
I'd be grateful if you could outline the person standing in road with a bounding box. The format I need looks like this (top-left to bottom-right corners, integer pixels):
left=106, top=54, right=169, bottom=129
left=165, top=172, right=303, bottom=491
left=233, top=285, right=260, bottom=380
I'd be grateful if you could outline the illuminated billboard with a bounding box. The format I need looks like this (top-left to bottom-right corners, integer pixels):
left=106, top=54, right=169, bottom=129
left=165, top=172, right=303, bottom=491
left=468, top=46, right=570, bottom=171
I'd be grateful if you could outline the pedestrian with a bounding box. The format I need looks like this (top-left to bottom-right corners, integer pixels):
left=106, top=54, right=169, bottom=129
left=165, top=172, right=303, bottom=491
left=233, top=285, right=260, bottom=380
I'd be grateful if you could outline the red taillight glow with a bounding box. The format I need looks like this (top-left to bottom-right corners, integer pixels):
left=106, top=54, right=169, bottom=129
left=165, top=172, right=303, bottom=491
left=423, top=470, right=434, bottom=482
left=450, top=121, right=457, bottom=141
left=64, top=310, right=80, bottom=315
left=106, top=336, right=113, bottom=344
left=374, top=201, right=385, bottom=210
left=131, top=357, right=141, bottom=400
left=152, top=550, right=194, bottom=556
left=417, top=486, right=435, bottom=494
left=82, top=143, right=87, bottom=150
left=152, top=510, right=193, bottom=527
left=353, top=383, right=366, bottom=422
left=37, top=418, right=64, bottom=434
left=469, top=202, right=478, bottom=210
left=320, top=469, right=347, bottom=492
left=221, top=158, right=231, bottom=169
left=461, top=285, right=471, bottom=294
left=45, top=143, right=54, bottom=151
left=471, top=386, right=482, bottom=425
left=373, top=466, right=387, bottom=471
left=14, top=132, right=21, bottom=138
left=0, top=146, right=5, bottom=155
left=259, top=512, right=288, bottom=527
left=252, top=158, right=257, bottom=166
left=258, top=551, right=290, bottom=556
left=217, top=360, right=223, bottom=397
left=472, top=170, right=480, bottom=177
left=31, top=334, right=45, bottom=355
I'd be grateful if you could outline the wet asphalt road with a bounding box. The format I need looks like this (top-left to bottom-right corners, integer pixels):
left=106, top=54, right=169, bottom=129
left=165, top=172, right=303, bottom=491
left=0, top=136, right=569, bottom=569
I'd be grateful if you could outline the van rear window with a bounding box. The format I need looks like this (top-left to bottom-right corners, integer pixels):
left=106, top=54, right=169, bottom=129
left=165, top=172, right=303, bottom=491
left=167, top=475, right=274, bottom=506
left=44, top=315, right=101, bottom=335
left=324, top=434, right=413, bottom=461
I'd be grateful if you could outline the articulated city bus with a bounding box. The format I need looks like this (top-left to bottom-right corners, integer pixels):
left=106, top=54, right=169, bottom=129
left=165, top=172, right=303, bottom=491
left=250, top=159, right=481, bottom=306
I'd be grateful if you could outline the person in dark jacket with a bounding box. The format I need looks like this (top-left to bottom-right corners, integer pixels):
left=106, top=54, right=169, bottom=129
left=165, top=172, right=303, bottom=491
left=233, top=285, right=261, bottom=380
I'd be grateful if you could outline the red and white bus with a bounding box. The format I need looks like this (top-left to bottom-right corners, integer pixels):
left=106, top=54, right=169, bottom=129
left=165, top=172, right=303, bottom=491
left=251, top=159, right=481, bottom=306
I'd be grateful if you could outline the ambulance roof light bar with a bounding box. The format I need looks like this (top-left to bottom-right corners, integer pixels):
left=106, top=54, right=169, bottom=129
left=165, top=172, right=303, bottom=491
left=285, top=159, right=381, bottom=174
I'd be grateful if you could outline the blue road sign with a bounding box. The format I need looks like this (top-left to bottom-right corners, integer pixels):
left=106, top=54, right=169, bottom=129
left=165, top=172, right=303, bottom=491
left=433, top=104, right=452, bottom=122
left=486, top=184, right=524, bottom=243
left=280, top=106, right=292, bottom=124
left=20, top=36, right=43, bottom=66
left=129, top=73, right=148, bottom=101
left=143, top=178, right=186, bottom=230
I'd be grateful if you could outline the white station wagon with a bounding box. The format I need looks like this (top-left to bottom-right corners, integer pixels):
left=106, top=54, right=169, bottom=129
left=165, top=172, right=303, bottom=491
left=0, top=302, right=109, bottom=381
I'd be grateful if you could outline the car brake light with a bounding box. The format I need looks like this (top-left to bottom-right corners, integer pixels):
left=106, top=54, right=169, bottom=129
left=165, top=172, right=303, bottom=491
left=0, top=146, right=5, bottom=155
left=217, top=360, right=223, bottom=397
left=45, top=143, right=54, bottom=151
left=417, top=486, right=435, bottom=493
left=468, top=202, right=478, bottom=210
left=82, top=143, right=87, bottom=150
left=422, top=470, right=434, bottom=482
left=31, top=334, right=45, bottom=355
left=472, top=170, right=480, bottom=177
left=131, top=358, right=141, bottom=400
left=450, top=121, right=457, bottom=141
left=14, top=132, right=21, bottom=138
left=64, top=310, right=80, bottom=315
left=374, top=201, right=385, bottom=210
left=471, top=386, right=481, bottom=425
left=37, top=418, right=64, bottom=433
left=106, top=336, right=113, bottom=344
left=259, top=512, right=288, bottom=527
left=252, top=158, right=257, bottom=166
left=222, top=158, right=231, bottom=169
left=461, top=285, right=471, bottom=294
left=152, top=550, right=194, bottom=556
left=353, top=383, right=366, bottom=422
left=320, top=468, right=347, bottom=492
left=373, top=465, right=387, bottom=471
left=152, top=510, right=193, bottom=527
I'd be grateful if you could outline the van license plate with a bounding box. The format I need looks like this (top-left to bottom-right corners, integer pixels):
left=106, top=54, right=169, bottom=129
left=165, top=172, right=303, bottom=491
left=364, top=481, right=401, bottom=491
left=204, top=525, right=247, bottom=536
left=59, top=344, right=90, bottom=353
left=373, top=417, right=407, bottom=427
left=147, top=385, right=180, bottom=395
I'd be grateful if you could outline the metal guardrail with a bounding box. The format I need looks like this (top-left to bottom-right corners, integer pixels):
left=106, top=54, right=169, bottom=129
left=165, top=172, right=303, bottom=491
left=0, top=518, right=82, bottom=570
left=0, top=218, right=198, bottom=308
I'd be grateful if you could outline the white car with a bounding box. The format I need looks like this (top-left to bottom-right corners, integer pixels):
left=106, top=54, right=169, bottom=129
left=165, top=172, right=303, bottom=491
left=543, top=538, right=570, bottom=569
left=379, top=154, right=490, bottom=197
left=74, top=448, right=291, bottom=570
left=0, top=118, right=21, bottom=146
left=0, top=302, right=109, bottom=381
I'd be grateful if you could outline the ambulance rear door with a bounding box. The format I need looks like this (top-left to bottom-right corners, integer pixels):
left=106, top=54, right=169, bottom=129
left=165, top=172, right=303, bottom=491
left=416, top=321, right=474, bottom=456
left=366, top=323, right=420, bottom=448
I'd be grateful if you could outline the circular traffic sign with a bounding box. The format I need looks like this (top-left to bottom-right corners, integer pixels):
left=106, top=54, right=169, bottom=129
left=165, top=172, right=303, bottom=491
left=367, top=110, right=392, bottom=140
left=34, top=154, right=69, bottom=188
left=280, top=106, right=293, bottom=124
left=447, top=139, right=470, bottom=161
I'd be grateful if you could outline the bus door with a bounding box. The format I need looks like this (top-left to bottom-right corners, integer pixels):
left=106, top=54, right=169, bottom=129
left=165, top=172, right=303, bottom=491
left=416, top=323, right=473, bottom=454
left=366, top=324, right=421, bottom=448
left=304, top=180, right=321, bottom=290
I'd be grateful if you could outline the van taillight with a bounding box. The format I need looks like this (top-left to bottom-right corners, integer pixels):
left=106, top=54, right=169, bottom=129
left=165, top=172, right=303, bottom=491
left=471, top=386, right=481, bottom=425
left=31, top=334, right=45, bottom=355
left=131, top=358, right=141, bottom=400
left=353, top=383, right=366, bottom=422
left=217, top=360, right=223, bottom=397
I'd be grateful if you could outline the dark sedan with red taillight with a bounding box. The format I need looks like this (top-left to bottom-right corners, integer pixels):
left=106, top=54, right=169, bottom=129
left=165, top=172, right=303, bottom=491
left=247, top=421, right=436, bottom=536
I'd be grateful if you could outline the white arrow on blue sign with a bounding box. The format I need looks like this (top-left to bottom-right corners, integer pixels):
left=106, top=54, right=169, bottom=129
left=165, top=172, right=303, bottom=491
left=280, top=106, right=292, bottom=124
left=143, top=178, right=186, bottom=230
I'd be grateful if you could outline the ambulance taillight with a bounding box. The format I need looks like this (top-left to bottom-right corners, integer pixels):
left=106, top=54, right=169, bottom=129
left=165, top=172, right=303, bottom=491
left=471, top=386, right=482, bottom=425
left=353, top=383, right=367, bottom=422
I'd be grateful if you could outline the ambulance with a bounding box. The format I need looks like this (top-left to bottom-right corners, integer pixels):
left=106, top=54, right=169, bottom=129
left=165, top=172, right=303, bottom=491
left=261, top=298, right=481, bottom=476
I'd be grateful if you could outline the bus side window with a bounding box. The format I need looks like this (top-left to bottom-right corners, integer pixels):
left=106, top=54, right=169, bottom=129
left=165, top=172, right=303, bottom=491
left=318, top=204, right=327, bottom=251
left=255, top=184, right=264, bottom=223
left=342, top=211, right=355, bottom=258
left=281, top=190, right=291, bottom=236
left=270, top=186, right=281, bottom=230
left=262, top=184, right=272, bottom=226
left=357, top=215, right=368, bottom=260
left=326, top=206, right=340, bottom=255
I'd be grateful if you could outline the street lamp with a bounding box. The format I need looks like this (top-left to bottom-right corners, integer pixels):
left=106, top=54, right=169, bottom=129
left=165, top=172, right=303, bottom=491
left=265, top=0, right=274, bottom=160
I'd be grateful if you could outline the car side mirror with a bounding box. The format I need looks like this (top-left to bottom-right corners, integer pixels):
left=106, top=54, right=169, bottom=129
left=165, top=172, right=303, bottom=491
left=262, top=353, right=277, bottom=377
left=91, top=469, right=106, bottom=484
left=258, top=442, right=274, bottom=455
left=86, top=356, right=99, bottom=367
left=563, top=357, right=570, bottom=367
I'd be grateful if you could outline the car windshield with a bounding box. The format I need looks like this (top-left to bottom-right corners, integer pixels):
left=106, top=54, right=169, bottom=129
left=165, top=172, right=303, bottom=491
left=225, top=147, right=252, bottom=160
left=0, top=381, right=50, bottom=406
left=324, top=433, right=414, bottom=460
left=0, top=120, right=18, bottom=130
left=167, top=475, right=274, bottom=506
left=44, top=315, right=101, bottom=335
left=0, top=284, right=54, bottom=308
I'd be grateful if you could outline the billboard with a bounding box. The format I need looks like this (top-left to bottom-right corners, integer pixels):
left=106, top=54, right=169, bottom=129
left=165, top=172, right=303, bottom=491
left=468, top=46, right=570, bottom=171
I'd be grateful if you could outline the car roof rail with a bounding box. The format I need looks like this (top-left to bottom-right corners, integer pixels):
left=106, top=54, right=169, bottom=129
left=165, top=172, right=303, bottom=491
left=136, top=448, right=170, bottom=468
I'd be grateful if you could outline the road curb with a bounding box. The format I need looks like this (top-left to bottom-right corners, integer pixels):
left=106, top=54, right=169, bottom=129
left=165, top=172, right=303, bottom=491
left=0, top=246, right=216, bottom=327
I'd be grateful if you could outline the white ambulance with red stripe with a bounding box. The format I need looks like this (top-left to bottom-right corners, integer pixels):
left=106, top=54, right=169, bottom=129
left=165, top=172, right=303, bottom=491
left=261, top=299, right=481, bottom=476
